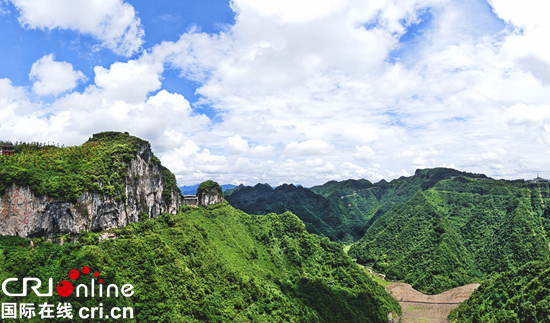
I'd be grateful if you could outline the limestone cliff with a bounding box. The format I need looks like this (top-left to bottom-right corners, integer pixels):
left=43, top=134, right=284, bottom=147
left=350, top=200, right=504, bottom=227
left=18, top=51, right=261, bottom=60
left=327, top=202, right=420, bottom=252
left=197, top=180, right=224, bottom=206
left=199, top=190, right=224, bottom=206
left=0, top=134, right=184, bottom=240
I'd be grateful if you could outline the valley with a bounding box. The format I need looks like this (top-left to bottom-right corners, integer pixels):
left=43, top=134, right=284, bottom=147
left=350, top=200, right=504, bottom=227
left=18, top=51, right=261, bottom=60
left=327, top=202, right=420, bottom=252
left=2, top=132, right=550, bottom=321
left=0, top=132, right=401, bottom=322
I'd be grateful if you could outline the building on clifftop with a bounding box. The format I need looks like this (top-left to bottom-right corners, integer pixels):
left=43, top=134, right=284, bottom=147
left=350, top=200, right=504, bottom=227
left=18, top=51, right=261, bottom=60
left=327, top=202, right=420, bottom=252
left=531, top=173, right=549, bottom=184
left=1, top=141, right=14, bottom=156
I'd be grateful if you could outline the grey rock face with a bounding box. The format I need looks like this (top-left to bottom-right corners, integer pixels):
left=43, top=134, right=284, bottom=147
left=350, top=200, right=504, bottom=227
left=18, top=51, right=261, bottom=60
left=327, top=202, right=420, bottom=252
left=0, top=143, right=182, bottom=240
left=199, top=190, right=224, bottom=206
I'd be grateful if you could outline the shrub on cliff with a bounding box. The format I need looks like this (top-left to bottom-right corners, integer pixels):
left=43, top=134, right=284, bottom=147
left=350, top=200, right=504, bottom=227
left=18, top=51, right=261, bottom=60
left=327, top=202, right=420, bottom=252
left=197, top=180, right=223, bottom=200
left=0, top=131, right=179, bottom=204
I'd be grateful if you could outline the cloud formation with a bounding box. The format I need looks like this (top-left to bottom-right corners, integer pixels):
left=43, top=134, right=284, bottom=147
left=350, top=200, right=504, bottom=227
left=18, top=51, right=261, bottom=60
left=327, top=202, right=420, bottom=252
left=29, top=54, right=86, bottom=96
left=3, top=0, right=550, bottom=187
left=10, top=0, right=144, bottom=56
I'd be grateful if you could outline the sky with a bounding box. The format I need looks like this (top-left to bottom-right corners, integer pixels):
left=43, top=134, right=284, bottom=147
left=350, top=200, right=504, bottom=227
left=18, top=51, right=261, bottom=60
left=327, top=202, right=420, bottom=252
left=0, top=0, right=549, bottom=187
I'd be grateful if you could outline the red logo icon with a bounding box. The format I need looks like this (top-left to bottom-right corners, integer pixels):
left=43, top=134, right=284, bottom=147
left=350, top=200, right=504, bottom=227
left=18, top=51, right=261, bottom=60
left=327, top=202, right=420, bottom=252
left=57, top=281, right=73, bottom=297
left=56, top=266, right=102, bottom=297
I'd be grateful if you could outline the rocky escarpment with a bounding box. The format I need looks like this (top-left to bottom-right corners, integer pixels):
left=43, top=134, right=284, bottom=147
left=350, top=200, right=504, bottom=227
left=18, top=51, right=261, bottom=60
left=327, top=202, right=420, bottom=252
left=197, top=180, right=224, bottom=206
left=199, top=191, right=224, bottom=206
left=0, top=140, right=183, bottom=240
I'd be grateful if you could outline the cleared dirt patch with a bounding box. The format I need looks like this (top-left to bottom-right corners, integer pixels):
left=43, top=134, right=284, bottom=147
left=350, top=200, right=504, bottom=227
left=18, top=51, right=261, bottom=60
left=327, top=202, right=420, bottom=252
left=386, top=283, right=480, bottom=322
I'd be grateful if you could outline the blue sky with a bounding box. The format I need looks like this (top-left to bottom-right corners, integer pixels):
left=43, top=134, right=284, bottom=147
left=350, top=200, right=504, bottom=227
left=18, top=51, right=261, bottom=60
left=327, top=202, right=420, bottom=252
left=1, top=0, right=550, bottom=186
left=0, top=0, right=235, bottom=109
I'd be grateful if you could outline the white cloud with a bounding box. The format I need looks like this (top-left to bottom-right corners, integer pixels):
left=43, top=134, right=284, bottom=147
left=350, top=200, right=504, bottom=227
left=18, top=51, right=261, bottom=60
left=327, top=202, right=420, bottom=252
left=7, top=0, right=550, bottom=187
left=399, top=148, right=440, bottom=159
left=353, top=146, right=376, bottom=163
left=224, top=135, right=276, bottom=157
left=0, top=79, right=25, bottom=101
left=94, top=58, right=163, bottom=103
left=48, top=68, right=210, bottom=153
left=233, top=0, right=348, bottom=24
left=250, top=144, right=275, bottom=157
left=517, top=54, right=550, bottom=85
left=29, top=54, right=85, bottom=96
left=10, top=0, right=144, bottom=56
left=225, top=135, right=249, bottom=155
left=305, top=158, right=323, bottom=167
left=507, top=103, right=550, bottom=122
left=284, top=140, right=335, bottom=156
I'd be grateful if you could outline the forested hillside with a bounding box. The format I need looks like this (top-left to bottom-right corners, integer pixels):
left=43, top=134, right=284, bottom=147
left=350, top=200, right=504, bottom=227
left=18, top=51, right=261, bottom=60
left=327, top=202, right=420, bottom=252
left=349, top=176, right=550, bottom=294
left=449, top=260, right=550, bottom=322
left=0, top=202, right=400, bottom=322
left=226, top=168, right=550, bottom=295
left=225, top=168, right=492, bottom=243
left=225, top=183, right=364, bottom=242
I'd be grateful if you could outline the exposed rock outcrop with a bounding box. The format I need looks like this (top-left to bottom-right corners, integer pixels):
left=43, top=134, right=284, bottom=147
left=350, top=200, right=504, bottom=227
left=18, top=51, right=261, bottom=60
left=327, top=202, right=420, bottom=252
left=0, top=141, right=183, bottom=240
left=197, top=180, right=224, bottom=206
left=199, top=191, right=224, bottom=206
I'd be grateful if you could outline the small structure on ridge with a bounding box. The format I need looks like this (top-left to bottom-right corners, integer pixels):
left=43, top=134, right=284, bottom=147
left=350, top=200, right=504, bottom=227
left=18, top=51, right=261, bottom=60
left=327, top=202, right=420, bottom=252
left=530, top=173, right=549, bottom=184
left=1, top=141, right=14, bottom=156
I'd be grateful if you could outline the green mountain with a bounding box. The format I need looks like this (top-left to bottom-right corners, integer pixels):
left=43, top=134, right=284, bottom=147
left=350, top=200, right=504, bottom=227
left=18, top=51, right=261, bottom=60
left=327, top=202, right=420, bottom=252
left=225, top=168, right=492, bottom=243
left=0, top=202, right=400, bottom=322
left=349, top=175, right=550, bottom=294
left=449, top=260, right=550, bottom=322
left=0, top=131, right=184, bottom=239
left=226, top=168, right=550, bottom=294
left=225, top=183, right=363, bottom=242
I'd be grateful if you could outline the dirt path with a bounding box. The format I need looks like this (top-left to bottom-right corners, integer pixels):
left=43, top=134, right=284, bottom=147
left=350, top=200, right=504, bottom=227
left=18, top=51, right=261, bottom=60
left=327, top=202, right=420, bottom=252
left=385, top=283, right=480, bottom=322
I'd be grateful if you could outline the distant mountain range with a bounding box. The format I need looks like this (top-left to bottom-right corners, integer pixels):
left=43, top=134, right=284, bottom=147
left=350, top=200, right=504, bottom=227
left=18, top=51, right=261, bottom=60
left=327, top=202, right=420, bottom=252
left=224, top=167, right=550, bottom=294
left=179, top=183, right=237, bottom=195
left=180, top=183, right=307, bottom=195
left=225, top=168, right=492, bottom=244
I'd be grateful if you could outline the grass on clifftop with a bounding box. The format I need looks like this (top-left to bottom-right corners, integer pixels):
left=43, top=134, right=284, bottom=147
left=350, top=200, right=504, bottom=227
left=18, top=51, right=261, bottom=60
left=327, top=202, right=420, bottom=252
left=0, top=131, right=178, bottom=203
left=197, top=180, right=224, bottom=201
left=0, top=202, right=400, bottom=322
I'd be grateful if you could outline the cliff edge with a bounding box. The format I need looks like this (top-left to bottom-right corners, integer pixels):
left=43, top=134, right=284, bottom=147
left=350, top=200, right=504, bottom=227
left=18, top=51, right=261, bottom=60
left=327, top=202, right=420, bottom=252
left=197, top=180, right=224, bottom=206
left=0, top=131, right=184, bottom=240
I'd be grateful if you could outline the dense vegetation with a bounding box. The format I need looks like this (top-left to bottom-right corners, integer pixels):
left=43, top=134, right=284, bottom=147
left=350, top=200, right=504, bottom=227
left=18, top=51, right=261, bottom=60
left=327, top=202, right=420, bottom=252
left=0, top=132, right=179, bottom=203
left=226, top=168, right=550, bottom=295
left=0, top=202, right=400, bottom=322
left=349, top=176, right=550, bottom=294
left=225, top=168, right=494, bottom=243
left=449, top=260, right=550, bottom=322
left=225, top=183, right=370, bottom=242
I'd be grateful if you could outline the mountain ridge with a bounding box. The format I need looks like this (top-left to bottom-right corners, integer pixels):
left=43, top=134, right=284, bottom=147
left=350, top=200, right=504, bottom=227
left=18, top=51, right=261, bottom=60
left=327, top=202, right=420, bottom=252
left=0, top=201, right=401, bottom=322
